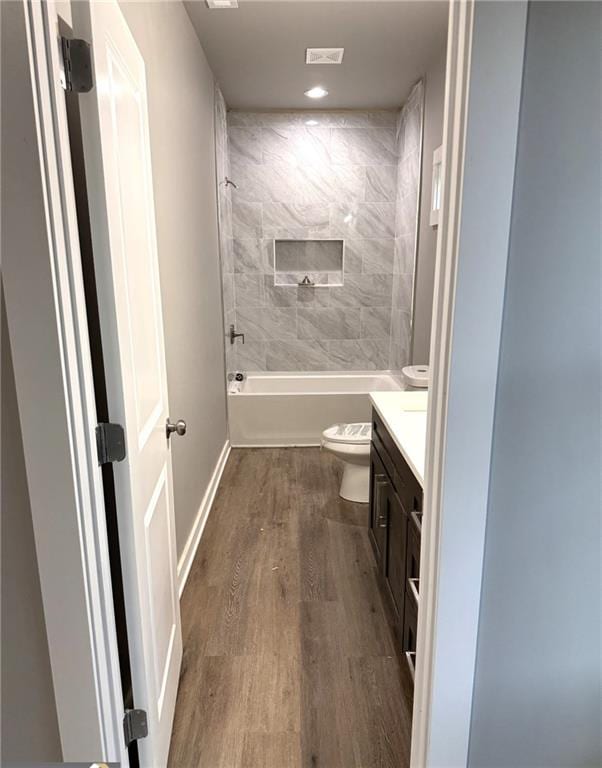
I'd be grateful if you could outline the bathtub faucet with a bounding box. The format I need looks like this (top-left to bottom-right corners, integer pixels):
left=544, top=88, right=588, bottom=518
left=229, top=324, right=245, bottom=345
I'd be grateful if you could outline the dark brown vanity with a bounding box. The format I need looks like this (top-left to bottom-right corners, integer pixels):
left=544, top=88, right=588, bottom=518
left=369, top=407, right=423, bottom=692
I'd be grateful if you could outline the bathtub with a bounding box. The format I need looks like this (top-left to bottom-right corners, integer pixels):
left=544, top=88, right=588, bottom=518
left=228, top=372, right=403, bottom=447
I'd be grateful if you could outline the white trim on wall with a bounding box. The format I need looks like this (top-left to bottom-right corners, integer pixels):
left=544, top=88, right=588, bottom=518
left=177, top=440, right=231, bottom=597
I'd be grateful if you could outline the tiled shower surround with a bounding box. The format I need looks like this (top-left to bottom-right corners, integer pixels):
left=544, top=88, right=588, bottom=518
left=215, top=84, right=424, bottom=373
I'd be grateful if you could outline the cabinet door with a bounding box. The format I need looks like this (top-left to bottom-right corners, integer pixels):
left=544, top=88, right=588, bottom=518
left=385, top=485, right=407, bottom=626
left=369, top=445, right=389, bottom=571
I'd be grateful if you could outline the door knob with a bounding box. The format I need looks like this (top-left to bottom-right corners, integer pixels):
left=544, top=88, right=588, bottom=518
left=166, top=419, right=187, bottom=439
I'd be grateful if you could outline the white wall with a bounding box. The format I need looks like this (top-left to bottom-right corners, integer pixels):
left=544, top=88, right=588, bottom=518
left=412, top=47, right=447, bottom=364
left=119, top=2, right=228, bottom=560
left=468, top=3, right=601, bottom=765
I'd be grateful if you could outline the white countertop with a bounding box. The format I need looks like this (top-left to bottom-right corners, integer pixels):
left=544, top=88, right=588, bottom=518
left=369, top=391, right=428, bottom=487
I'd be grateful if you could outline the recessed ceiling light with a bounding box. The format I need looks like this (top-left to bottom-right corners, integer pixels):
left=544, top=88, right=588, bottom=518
left=206, top=0, right=238, bottom=8
left=305, top=119, right=320, bottom=126
left=304, top=86, right=328, bottom=99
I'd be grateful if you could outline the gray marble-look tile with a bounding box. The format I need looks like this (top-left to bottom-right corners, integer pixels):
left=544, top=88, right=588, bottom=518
left=232, top=200, right=262, bottom=238
left=222, top=273, right=234, bottom=313
left=342, top=241, right=363, bottom=274
left=228, top=126, right=263, bottom=165
left=235, top=307, right=297, bottom=341
left=330, top=128, right=397, bottom=166
left=364, top=166, right=397, bottom=203
left=324, top=165, right=366, bottom=203
left=327, top=339, right=389, bottom=370
left=233, top=238, right=273, bottom=273
left=331, top=203, right=395, bottom=239
left=264, top=276, right=297, bottom=307
left=397, top=149, right=419, bottom=200
left=234, top=274, right=265, bottom=307
left=355, top=239, right=395, bottom=274
left=295, top=285, right=331, bottom=306
left=329, top=274, right=393, bottom=308
left=227, top=111, right=264, bottom=127
left=233, top=341, right=267, bottom=372
left=392, top=273, right=414, bottom=311
left=274, top=240, right=343, bottom=273
left=360, top=307, right=392, bottom=339
left=218, top=195, right=233, bottom=239
left=395, top=189, right=418, bottom=237
left=227, top=164, right=269, bottom=203
left=388, top=341, right=410, bottom=373
left=275, top=271, right=330, bottom=287
left=265, top=340, right=333, bottom=372
left=330, top=111, right=399, bottom=128
left=262, top=125, right=331, bottom=167
left=394, top=235, right=415, bottom=275
left=390, top=309, right=412, bottom=348
left=219, top=235, right=234, bottom=274
left=403, top=104, right=422, bottom=158
left=263, top=203, right=330, bottom=233
left=297, top=308, right=360, bottom=340
left=224, top=308, right=235, bottom=336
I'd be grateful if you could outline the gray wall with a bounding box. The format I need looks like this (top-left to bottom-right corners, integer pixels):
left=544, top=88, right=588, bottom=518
left=412, top=47, right=447, bottom=364
left=469, top=3, right=601, bottom=766
left=120, top=2, right=228, bottom=559
left=1, top=292, right=62, bottom=763
left=0, top=3, right=62, bottom=762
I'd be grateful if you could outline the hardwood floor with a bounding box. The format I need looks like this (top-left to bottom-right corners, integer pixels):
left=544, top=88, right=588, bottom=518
left=168, top=448, right=412, bottom=768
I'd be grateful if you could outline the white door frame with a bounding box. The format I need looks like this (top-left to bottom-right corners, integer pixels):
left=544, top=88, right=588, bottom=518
left=4, top=0, right=126, bottom=762
left=411, top=1, right=528, bottom=766
left=14, top=0, right=527, bottom=764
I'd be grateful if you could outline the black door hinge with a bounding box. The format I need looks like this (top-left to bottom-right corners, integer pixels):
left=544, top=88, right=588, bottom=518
left=123, top=708, right=148, bottom=747
left=96, top=423, right=126, bottom=465
left=60, top=36, right=94, bottom=93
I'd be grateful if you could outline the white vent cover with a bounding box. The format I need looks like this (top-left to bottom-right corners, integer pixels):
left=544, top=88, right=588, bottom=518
left=206, top=0, right=238, bottom=8
left=305, top=48, right=345, bottom=65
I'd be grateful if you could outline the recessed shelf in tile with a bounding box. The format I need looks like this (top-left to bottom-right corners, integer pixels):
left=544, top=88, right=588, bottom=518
left=274, top=239, right=344, bottom=287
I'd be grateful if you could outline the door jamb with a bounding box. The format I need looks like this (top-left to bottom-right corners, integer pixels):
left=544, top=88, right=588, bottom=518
left=18, top=0, right=526, bottom=763
left=12, top=0, right=127, bottom=761
left=411, top=1, right=528, bottom=766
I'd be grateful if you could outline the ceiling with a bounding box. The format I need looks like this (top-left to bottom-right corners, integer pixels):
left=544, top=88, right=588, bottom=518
left=184, top=1, right=448, bottom=110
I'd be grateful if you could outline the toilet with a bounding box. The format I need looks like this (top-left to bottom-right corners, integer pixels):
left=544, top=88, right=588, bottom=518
left=321, top=423, right=372, bottom=503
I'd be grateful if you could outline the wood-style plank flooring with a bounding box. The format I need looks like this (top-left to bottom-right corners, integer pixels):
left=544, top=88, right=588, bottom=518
left=168, top=448, right=412, bottom=768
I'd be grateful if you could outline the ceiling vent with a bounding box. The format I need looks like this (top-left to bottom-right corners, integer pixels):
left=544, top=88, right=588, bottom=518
left=305, top=48, right=345, bottom=65
left=206, top=0, right=238, bottom=8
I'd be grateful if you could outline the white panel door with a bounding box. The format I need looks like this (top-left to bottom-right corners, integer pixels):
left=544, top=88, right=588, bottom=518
left=74, top=2, right=182, bottom=765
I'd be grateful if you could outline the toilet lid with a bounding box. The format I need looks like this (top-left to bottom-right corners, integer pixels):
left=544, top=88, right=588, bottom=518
left=322, top=422, right=372, bottom=445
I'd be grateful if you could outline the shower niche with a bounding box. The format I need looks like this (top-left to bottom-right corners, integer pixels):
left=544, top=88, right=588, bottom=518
left=273, top=239, right=344, bottom=287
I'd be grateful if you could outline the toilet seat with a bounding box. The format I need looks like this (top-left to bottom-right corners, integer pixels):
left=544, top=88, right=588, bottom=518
left=321, top=422, right=371, bottom=446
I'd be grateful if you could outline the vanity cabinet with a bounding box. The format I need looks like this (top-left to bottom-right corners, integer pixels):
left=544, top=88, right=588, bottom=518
left=369, top=408, right=423, bottom=687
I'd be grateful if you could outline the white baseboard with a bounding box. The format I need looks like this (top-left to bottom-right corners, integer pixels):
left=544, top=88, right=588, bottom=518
left=177, top=440, right=231, bottom=598
left=230, top=441, right=321, bottom=448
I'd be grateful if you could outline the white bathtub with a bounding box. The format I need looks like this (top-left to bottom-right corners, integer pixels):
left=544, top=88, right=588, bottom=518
left=228, top=372, right=403, bottom=447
